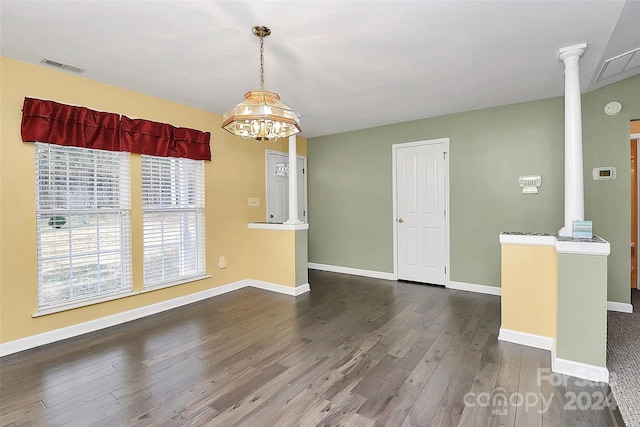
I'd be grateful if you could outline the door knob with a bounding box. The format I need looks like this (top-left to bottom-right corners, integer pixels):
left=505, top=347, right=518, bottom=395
left=398, top=218, right=404, bottom=223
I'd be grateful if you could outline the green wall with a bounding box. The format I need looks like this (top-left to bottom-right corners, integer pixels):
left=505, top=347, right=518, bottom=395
left=557, top=253, right=607, bottom=367
left=295, top=230, right=309, bottom=287
left=583, top=76, right=640, bottom=303
left=308, top=74, right=640, bottom=303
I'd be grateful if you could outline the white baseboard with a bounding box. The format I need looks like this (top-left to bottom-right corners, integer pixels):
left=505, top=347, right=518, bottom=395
left=499, top=328, right=609, bottom=383
left=297, top=283, right=311, bottom=295
left=552, top=356, right=609, bottom=384
left=308, top=262, right=396, bottom=281
left=0, top=279, right=308, bottom=357
left=448, top=281, right=502, bottom=296
left=498, top=328, right=554, bottom=350
left=307, top=265, right=502, bottom=298
left=607, top=301, right=633, bottom=313
left=250, top=280, right=310, bottom=296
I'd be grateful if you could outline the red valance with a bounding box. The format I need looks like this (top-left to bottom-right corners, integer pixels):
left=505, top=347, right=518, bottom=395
left=119, top=116, right=173, bottom=157
left=172, top=127, right=212, bottom=161
left=21, top=97, right=120, bottom=151
left=21, top=98, right=211, bottom=161
left=120, top=116, right=211, bottom=161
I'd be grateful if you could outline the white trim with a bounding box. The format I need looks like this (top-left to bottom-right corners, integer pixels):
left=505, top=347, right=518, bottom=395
left=392, top=146, right=398, bottom=282
left=448, top=281, right=502, bottom=296
left=293, top=283, right=311, bottom=295
left=249, top=280, right=310, bottom=296
left=2, top=280, right=247, bottom=357
left=607, top=301, right=633, bottom=313
left=392, top=138, right=450, bottom=286
left=555, top=239, right=610, bottom=256
left=248, top=222, right=309, bottom=231
left=308, top=262, right=396, bottom=281
left=552, top=356, right=609, bottom=384
left=499, top=329, right=609, bottom=383
left=499, top=234, right=556, bottom=246
left=0, top=279, right=309, bottom=357
left=498, top=328, right=554, bottom=350
left=500, top=233, right=610, bottom=256
left=635, top=137, right=640, bottom=290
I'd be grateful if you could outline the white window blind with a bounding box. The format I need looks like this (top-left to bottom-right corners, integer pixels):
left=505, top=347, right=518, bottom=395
left=35, top=143, right=132, bottom=309
left=141, top=155, right=205, bottom=287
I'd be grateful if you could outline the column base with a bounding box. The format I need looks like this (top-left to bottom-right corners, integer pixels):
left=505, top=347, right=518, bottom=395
left=284, top=219, right=304, bottom=225
left=558, top=226, right=573, bottom=237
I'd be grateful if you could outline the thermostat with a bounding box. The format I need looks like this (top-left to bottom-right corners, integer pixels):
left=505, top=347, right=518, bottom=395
left=593, top=167, right=616, bottom=180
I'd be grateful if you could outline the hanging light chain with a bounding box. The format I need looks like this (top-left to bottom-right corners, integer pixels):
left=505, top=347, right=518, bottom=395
left=259, top=35, right=265, bottom=89
left=253, top=25, right=271, bottom=90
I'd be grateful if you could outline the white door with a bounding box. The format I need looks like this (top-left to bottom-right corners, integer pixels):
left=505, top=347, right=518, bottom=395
left=266, top=151, right=306, bottom=223
left=395, top=140, right=448, bottom=285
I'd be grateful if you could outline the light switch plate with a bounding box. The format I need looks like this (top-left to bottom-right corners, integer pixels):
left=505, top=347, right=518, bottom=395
left=248, top=197, right=260, bottom=206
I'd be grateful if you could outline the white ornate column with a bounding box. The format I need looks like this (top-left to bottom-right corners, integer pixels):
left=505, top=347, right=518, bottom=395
left=284, top=135, right=302, bottom=225
left=558, top=43, right=587, bottom=237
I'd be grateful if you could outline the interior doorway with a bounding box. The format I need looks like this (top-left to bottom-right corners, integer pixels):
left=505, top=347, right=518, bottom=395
left=393, top=138, right=450, bottom=286
left=265, top=150, right=306, bottom=223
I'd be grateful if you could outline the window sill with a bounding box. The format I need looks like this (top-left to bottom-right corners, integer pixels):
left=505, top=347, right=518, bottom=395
left=32, top=274, right=211, bottom=318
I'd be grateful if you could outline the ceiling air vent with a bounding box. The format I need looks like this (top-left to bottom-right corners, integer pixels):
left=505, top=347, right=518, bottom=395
left=40, top=58, right=85, bottom=74
left=595, top=47, right=640, bottom=82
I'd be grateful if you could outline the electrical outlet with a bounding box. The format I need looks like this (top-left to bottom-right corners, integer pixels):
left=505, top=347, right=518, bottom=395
left=219, top=256, right=227, bottom=269
left=248, top=197, right=260, bottom=207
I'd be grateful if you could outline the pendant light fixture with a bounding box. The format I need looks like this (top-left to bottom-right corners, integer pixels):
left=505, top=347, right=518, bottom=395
left=222, top=26, right=301, bottom=141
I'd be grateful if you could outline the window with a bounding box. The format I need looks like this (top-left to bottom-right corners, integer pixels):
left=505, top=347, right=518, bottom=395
left=142, top=155, right=205, bottom=287
left=35, top=143, right=132, bottom=309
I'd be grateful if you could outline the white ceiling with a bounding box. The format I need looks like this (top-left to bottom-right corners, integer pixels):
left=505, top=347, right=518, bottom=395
left=1, top=1, right=639, bottom=138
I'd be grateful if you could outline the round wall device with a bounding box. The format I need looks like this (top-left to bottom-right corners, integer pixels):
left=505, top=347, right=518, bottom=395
left=604, top=101, right=622, bottom=115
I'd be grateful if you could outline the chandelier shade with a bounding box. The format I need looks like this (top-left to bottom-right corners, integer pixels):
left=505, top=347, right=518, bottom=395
left=221, top=90, right=301, bottom=141
left=221, top=26, right=301, bottom=142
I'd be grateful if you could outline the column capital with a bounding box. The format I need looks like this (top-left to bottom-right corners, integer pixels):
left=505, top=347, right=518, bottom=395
left=559, top=43, right=587, bottom=63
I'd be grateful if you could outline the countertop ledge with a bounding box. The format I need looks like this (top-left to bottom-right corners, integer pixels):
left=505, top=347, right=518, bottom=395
left=248, top=222, right=309, bottom=231
left=499, top=232, right=610, bottom=256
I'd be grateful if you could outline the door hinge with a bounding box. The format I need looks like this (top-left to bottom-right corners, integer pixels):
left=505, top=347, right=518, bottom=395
left=444, top=209, right=446, bottom=217
left=444, top=266, right=447, bottom=274
left=443, top=152, right=447, bottom=160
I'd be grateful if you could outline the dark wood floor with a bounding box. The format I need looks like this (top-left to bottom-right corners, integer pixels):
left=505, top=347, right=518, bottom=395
left=0, top=270, right=623, bottom=426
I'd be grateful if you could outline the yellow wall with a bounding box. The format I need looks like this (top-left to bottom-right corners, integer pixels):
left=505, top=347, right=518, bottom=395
left=501, top=244, right=557, bottom=339
left=248, top=229, right=297, bottom=287
left=0, top=57, right=307, bottom=344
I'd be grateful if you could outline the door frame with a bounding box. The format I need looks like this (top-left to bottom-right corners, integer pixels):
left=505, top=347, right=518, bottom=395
left=265, top=149, right=307, bottom=223
left=392, top=138, right=450, bottom=284
left=633, top=132, right=640, bottom=289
